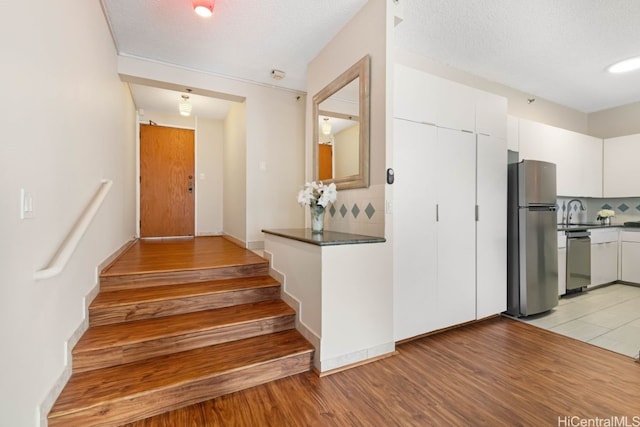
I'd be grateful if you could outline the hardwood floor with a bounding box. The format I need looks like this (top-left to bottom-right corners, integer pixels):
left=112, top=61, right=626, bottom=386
left=126, top=317, right=640, bottom=427
left=101, top=237, right=266, bottom=276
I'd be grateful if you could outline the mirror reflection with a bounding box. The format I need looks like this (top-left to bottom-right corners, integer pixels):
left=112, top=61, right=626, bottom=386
left=312, top=55, right=370, bottom=190
left=317, top=78, right=360, bottom=181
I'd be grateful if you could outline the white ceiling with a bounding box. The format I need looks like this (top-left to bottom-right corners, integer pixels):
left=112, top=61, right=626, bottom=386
left=103, top=0, right=640, bottom=115
left=130, top=84, right=232, bottom=119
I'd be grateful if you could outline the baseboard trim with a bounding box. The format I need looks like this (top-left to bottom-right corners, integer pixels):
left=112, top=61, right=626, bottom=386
left=395, top=315, right=500, bottom=346
left=263, top=250, right=321, bottom=368
left=314, top=350, right=398, bottom=378
left=39, top=238, right=137, bottom=427
left=222, top=233, right=247, bottom=248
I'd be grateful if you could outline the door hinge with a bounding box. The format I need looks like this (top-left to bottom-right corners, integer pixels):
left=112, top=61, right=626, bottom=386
left=476, top=205, right=479, bottom=221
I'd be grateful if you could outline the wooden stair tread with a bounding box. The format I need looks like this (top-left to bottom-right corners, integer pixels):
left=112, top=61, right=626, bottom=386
left=90, top=276, right=279, bottom=308
left=99, top=237, right=268, bottom=277
left=49, top=330, right=314, bottom=418
left=100, top=259, right=268, bottom=277
left=75, top=300, right=295, bottom=352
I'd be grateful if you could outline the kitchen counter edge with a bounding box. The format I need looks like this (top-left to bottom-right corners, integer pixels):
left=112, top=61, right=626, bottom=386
left=557, top=224, right=640, bottom=232
left=262, top=228, right=386, bottom=246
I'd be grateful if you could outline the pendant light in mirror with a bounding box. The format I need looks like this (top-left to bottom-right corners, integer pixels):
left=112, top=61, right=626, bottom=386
left=179, top=95, right=192, bottom=117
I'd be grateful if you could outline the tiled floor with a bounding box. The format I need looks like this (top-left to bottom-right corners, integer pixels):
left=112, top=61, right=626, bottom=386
left=520, top=283, right=640, bottom=358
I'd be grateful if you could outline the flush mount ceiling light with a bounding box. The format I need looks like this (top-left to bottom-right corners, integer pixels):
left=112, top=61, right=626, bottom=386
left=179, top=95, right=192, bottom=117
left=607, top=56, right=640, bottom=74
left=193, top=0, right=214, bottom=17
left=321, top=118, right=332, bottom=135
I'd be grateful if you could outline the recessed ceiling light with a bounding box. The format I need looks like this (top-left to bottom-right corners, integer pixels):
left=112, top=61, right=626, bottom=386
left=607, top=56, right=640, bottom=74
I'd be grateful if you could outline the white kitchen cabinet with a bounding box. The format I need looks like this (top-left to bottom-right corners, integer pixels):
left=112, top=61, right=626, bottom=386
left=603, top=133, right=640, bottom=197
left=558, top=232, right=567, bottom=296
left=591, top=242, right=618, bottom=286
left=393, top=68, right=507, bottom=341
left=519, top=118, right=560, bottom=167
left=507, top=115, right=519, bottom=152
left=394, top=64, right=438, bottom=125
left=393, top=119, right=440, bottom=339
left=476, top=133, right=507, bottom=318
left=475, top=90, right=506, bottom=138
left=394, top=64, right=475, bottom=132
left=437, top=79, right=476, bottom=132
left=393, top=120, right=476, bottom=339
left=620, top=231, right=640, bottom=284
left=518, top=118, right=602, bottom=197
left=436, top=127, right=477, bottom=328
left=590, top=230, right=619, bottom=286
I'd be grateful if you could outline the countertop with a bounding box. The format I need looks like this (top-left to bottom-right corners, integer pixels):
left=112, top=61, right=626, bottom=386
left=262, top=228, right=386, bottom=246
left=557, top=223, right=635, bottom=232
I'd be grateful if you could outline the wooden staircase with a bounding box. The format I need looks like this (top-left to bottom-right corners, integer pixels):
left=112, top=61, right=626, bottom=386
left=48, top=238, right=314, bottom=427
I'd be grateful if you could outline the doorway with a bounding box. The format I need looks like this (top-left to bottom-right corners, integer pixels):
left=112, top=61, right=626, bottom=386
left=140, top=124, right=195, bottom=237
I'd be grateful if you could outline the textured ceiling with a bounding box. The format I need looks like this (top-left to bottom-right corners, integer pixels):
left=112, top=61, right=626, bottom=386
left=104, top=0, right=640, bottom=115
left=130, top=84, right=232, bottom=120
left=395, top=0, right=640, bottom=113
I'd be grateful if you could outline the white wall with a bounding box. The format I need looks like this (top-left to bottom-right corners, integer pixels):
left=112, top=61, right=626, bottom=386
left=196, top=118, right=224, bottom=236
left=136, top=112, right=224, bottom=236
left=306, top=0, right=390, bottom=237
left=223, top=102, right=248, bottom=243
left=588, top=101, right=640, bottom=139
left=334, top=124, right=360, bottom=178
left=0, top=1, right=136, bottom=425
left=245, top=91, right=306, bottom=247
left=118, top=57, right=306, bottom=247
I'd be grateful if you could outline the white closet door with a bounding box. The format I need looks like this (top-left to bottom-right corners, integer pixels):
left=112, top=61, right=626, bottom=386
left=393, top=119, right=439, bottom=341
left=436, top=128, right=477, bottom=328
left=476, top=134, right=507, bottom=318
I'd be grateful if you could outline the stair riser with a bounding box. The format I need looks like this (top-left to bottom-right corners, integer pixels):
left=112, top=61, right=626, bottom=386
left=89, top=286, right=280, bottom=326
left=73, top=315, right=296, bottom=373
left=49, top=352, right=313, bottom=427
left=100, top=263, right=269, bottom=292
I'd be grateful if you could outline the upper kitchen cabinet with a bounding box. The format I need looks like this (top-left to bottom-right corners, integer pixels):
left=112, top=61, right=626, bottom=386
left=507, top=115, right=519, bottom=152
left=394, top=64, right=475, bottom=132
left=519, top=119, right=602, bottom=197
left=475, top=90, right=507, bottom=139
left=603, top=133, right=640, bottom=197
left=394, top=64, right=439, bottom=125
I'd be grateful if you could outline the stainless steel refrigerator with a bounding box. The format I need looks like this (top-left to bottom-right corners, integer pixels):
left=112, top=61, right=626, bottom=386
left=507, top=159, right=559, bottom=317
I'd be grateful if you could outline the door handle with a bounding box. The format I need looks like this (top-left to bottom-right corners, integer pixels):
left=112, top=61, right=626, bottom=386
left=188, top=175, right=193, bottom=193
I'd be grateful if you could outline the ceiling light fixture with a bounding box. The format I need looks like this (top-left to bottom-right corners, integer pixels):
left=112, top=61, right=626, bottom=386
left=179, top=95, right=192, bottom=117
left=321, top=118, right=332, bottom=135
left=193, top=0, right=214, bottom=18
left=607, top=56, right=640, bottom=74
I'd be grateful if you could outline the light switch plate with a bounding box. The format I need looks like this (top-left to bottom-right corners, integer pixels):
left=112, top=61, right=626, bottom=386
left=20, top=189, right=34, bottom=219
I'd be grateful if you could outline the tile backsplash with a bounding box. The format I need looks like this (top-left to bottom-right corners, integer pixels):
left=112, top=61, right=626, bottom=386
left=324, top=184, right=385, bottom=237
left=557, top=196, right=640, bottom=224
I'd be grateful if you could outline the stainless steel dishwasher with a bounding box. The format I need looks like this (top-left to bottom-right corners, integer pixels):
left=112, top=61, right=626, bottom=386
left=566, top=230, right=591, bottom=293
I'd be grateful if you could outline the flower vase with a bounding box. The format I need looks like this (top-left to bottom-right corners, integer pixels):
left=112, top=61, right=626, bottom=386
left=600, top=217, right=611, bottom=225
left=310, top=203, right=326, bottom=234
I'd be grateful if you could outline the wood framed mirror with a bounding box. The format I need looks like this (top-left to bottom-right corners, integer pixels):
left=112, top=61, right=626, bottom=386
left=312, top=55, right=370, bottom=190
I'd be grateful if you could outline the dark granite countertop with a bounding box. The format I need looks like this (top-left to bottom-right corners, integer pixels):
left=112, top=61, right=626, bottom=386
left=262, top=228, right=386, bottom=246
left=557, top=223, right=623, bottom=232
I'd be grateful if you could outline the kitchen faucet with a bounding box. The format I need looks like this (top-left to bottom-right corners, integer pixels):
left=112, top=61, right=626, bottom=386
left=567, top=199, right=585, bottom=224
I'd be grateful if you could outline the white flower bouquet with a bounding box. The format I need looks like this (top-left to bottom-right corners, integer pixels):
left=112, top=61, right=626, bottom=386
left=297, top=181, right=337, bottom=208
left=597, top=209, right=615, bottom=219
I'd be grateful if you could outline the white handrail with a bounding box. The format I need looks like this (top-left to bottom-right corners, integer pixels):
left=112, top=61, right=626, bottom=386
left=35, top=179, right=113, bottom=280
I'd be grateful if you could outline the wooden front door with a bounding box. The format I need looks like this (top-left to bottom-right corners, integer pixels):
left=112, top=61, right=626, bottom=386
left=140, top=124, right=195, bottom=237
left=318, top=144, right=333, bottom=180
